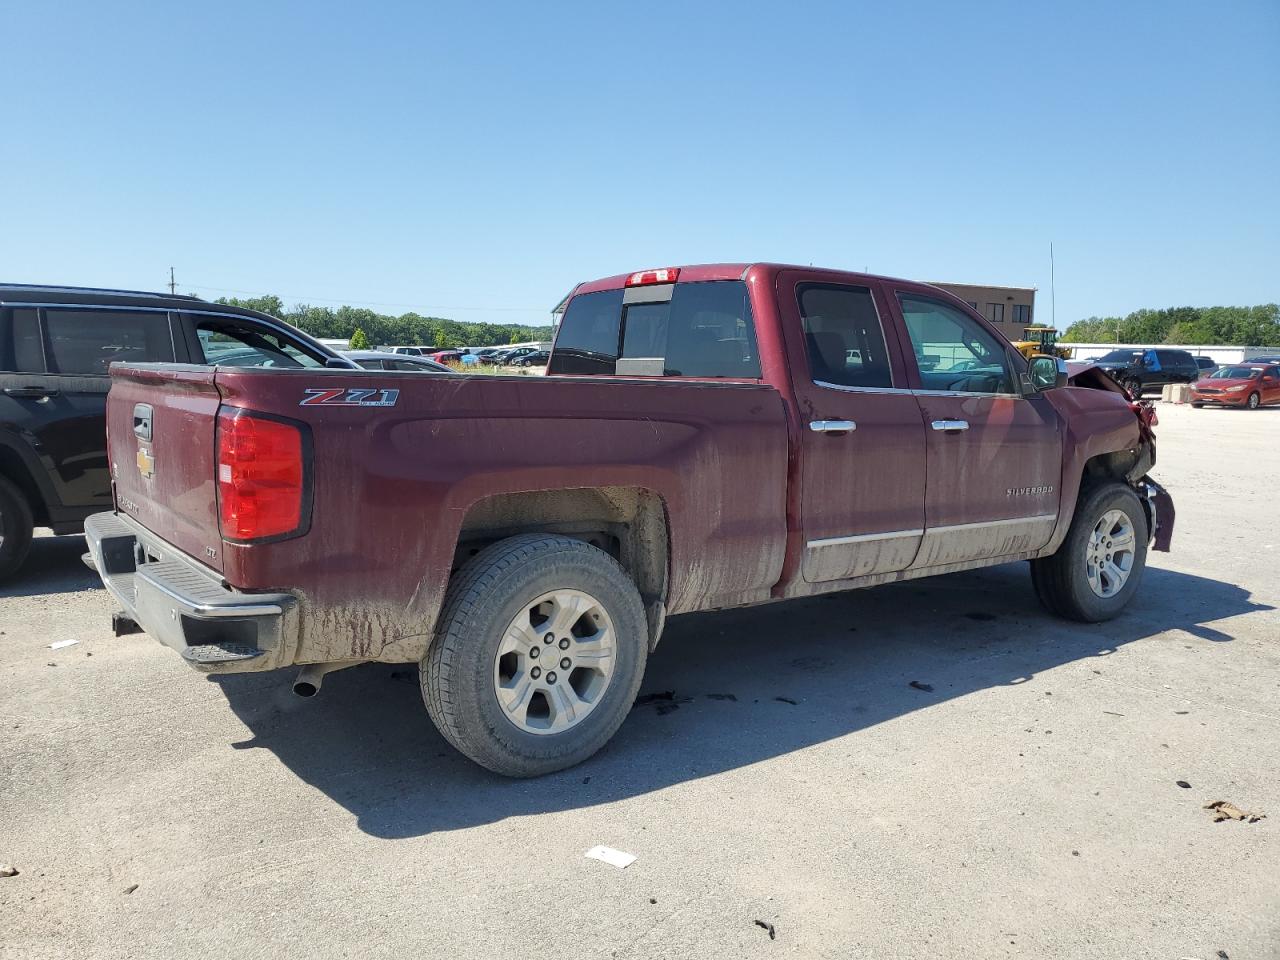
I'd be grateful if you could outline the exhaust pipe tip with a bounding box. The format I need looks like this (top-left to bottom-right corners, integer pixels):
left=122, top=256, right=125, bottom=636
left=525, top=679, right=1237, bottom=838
left=292, top=660, right=363, bottom=699
left=293, top=679, right=320, bottom=698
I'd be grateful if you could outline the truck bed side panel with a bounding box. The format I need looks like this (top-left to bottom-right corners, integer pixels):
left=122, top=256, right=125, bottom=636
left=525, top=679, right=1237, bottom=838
left=211, top=370, right=790, bottom=663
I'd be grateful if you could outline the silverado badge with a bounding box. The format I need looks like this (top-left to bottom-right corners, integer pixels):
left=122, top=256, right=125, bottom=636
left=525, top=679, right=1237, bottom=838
left=136, top=446, right=155, bottom=480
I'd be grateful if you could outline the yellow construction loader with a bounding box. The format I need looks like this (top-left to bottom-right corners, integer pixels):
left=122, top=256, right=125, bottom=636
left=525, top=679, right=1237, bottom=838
left=1011, top=325, right=1071, bottom=360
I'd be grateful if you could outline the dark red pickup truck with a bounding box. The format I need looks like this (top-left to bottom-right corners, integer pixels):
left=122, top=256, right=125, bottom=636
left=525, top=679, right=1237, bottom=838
left=87, top=263, right=1173, bottom=776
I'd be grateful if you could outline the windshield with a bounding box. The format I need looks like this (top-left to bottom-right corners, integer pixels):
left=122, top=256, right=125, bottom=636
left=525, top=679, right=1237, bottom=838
left=1210, top=366, right=1260, bottom=379
left=1097, top=350, right=1141, bottom=363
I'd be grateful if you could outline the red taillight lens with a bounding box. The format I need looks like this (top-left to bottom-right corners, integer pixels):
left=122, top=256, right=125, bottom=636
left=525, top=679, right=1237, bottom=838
left=625, top=267, right=680, bottom=286
left=216, top=409, right=307, bottom=541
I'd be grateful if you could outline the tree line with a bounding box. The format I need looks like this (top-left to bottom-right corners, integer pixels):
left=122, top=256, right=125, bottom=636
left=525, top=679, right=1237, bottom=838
left=1061, top=304, right=1279, bottom=346
left=214, top=295, right=555, bottom=349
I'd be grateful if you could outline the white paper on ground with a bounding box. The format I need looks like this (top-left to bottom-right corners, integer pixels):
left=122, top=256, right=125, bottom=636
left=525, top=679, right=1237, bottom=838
left=584, top=846, right=636, bottom=869
left=49, top=639, right=79, bottom=650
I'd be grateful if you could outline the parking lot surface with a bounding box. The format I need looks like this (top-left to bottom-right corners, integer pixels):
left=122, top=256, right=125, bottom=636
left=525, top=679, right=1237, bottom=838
left=2, top=403, right=1277, bottom=959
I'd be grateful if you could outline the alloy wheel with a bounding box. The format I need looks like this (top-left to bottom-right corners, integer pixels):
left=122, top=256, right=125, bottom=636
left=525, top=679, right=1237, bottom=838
left=1085, top=509, right=1136, bottom=598
left=492, top=589, right=617, bottom=735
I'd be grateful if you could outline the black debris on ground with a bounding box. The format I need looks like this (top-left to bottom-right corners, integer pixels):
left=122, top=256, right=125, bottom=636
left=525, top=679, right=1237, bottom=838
left=123, top=883, right=138, bottom=895
left=753, top=920, right=777, bottom=940
left=705, top=693, right=738, bottom=702
left=908, top=681, right=933, bottom=693
left=1176, top=780, right=1191, bottom=789
left=774, top=697, right=798, bottom=705
left=633, top=691, right=692, bottom=715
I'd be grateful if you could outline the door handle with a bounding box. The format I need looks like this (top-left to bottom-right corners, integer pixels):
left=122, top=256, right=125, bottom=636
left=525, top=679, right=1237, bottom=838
left=809, top=419, right=856, bottom=434
left=931, top=419, right=969, bottom=432
left=4, top=386, right=60, bottom=399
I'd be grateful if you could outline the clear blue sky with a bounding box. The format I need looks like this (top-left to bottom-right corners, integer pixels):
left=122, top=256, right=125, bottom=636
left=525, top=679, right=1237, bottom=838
left=3, top=0, right=1276, bottom=328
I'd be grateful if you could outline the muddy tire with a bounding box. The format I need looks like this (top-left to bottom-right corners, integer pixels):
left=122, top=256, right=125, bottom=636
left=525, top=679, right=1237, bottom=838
left=0, top=476, right=34, bottom=582
left=1031, top=482, right=1148, bottom=623
left=422, top=534, right=648, bottom=777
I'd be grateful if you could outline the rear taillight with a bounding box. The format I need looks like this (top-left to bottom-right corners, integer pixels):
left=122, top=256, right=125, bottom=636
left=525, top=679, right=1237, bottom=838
left=216, top=409, right=308, bottom=541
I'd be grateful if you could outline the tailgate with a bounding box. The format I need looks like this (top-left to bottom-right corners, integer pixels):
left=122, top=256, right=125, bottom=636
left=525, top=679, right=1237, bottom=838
left=107, top=364, right=223, bottom=574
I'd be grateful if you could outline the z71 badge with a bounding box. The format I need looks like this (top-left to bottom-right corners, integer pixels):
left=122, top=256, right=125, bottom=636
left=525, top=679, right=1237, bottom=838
left=300, top=387, right=400, bottom=408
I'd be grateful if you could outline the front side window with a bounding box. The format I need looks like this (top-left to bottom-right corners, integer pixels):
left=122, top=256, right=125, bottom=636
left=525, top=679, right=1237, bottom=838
left=797, top=284, right=893, bottom=389
left=43, top=309, right=174, bottom=375
left=900, top=294, right=1015, bottom=394
left=193, top=319, right=324, bottom=368
left=550, top=282, right=761, bottom=379
left=0, top=308, right=45, bottom=372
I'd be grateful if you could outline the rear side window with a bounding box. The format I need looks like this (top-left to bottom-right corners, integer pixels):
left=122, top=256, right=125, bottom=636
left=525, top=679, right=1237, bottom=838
left=43, top=309, right=174, bottom=375
left=798, top=285, right=893, bottom=389
left=0, top=308, right=45, bottom=372
left=550, top=282, right=761, bottom=379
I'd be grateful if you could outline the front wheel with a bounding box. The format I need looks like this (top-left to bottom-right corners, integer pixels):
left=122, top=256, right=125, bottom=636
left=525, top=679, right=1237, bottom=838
left=1123, top=378, right=1143, bottom=398
left=422, top=534, right=648, bottom=777
left=1247, top=392, right=1261, bottom=410
left=1031, top=483, right=1148, bottom=622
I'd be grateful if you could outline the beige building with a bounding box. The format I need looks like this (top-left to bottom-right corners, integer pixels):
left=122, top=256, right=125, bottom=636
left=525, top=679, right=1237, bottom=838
left=932, top=282, right=1037, bottom=337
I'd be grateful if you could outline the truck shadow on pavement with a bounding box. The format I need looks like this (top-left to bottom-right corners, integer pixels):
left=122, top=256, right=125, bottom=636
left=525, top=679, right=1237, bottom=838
left=212, top=561, right=1269, bottom=839
left=0, top=535, right=101, bottom=600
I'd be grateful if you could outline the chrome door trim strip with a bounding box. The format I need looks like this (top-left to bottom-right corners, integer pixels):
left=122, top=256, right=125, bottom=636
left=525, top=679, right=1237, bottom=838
left=928, top=513, right=1057, bottom=534
left=806, top=528, right=924, bottom=549
left=811, top=379, right=1022, bottom=400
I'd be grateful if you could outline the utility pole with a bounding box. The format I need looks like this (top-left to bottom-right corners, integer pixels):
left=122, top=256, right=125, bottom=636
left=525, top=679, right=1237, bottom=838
left=168, top=266, right=176, bottom=295
left=1049, top=242, right=1056, bottom=330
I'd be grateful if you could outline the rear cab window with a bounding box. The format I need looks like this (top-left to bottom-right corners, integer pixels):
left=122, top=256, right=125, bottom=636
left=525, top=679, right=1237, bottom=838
left=549, top=281, right=761, bottom=379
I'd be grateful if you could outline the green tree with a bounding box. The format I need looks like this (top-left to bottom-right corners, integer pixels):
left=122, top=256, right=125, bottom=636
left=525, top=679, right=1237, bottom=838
left=348, top=327, right=370, bottom=350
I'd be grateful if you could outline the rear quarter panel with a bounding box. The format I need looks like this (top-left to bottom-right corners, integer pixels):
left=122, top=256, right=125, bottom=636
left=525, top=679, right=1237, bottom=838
left=213, top=369, right=790, bottom=663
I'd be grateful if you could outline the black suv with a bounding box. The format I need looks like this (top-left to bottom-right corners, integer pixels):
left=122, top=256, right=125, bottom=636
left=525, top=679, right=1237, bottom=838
left=0, top=284, right=350, bottom=580
left=1090, top=347, right=1200, bottom=396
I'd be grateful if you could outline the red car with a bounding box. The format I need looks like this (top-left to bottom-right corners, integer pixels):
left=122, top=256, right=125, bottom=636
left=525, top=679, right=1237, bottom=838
left=427, top=349, right=462, bottom=364
left=1190, top=363, right=1280, bottom=409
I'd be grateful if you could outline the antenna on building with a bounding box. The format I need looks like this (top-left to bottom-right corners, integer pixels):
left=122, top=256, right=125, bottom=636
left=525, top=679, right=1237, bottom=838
left=168, top=266, right=176, bottom=295
left=1049, top=243, right=1056, bottom=328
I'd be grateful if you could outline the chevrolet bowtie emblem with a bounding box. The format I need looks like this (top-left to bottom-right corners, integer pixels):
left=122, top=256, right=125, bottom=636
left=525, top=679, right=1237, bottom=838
left=136, top=446, right=155, bottom=480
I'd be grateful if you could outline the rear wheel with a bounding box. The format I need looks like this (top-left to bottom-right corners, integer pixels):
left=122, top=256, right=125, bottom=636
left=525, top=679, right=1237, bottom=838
left=1247, top=392, right=1261, bottom=410
left=1031, top=482, right=1148, bottom=622
left=0, top=476, right=35, bottom=582
left=422, top=534, right=648, bottom=777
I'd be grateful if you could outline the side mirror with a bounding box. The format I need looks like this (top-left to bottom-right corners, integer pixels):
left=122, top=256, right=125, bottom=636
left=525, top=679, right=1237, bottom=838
left=1028, top=354, right=1068, bottom=392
